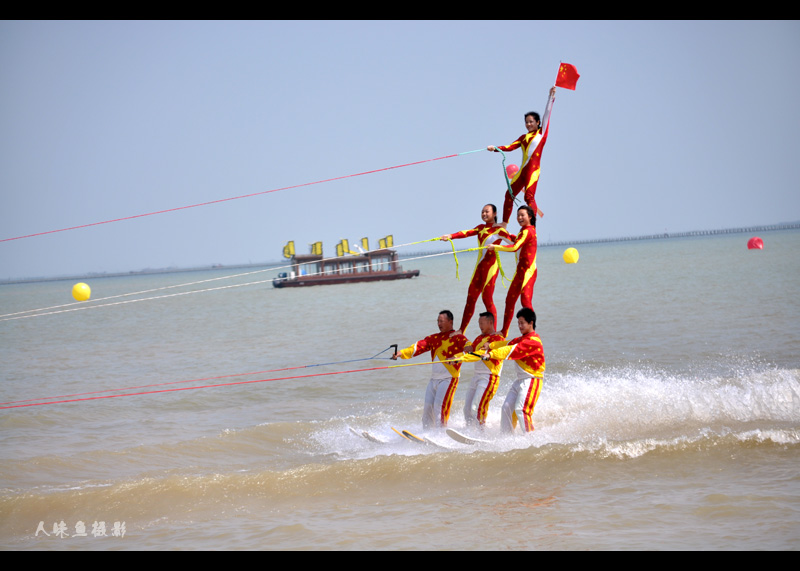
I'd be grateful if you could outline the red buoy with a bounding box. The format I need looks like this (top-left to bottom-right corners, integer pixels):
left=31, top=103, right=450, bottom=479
left=506, top=164, right=519, bottom=178
left=747, top=237, right=764, bottom=250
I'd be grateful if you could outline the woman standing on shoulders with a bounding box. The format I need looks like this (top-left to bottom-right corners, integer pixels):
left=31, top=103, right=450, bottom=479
left=487, top=205, right=538, bottom=339
left=440, top=204, right=514, bottom=336
left=488, top=86, right=556, bottom=225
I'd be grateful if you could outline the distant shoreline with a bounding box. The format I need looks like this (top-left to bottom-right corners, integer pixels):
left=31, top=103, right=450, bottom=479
left=3, top=221, right=798, bottom=285
left=540, top=220, right=800, bottom=248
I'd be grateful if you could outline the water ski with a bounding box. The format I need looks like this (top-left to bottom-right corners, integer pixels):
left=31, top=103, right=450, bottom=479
left=401, top=429, right=426, bottom=443
left=349, top=427, right=389, bottom=444
left=362, top=431, right=388, bottom=444
left=391, top=427, right=409, bottom=440
left=401, top=429, right=451, bottom=450
left=446, top=428, right=490, bottom=445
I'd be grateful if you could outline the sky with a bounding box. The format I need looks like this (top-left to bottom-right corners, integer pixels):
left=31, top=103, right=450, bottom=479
left=1, top=20, right=798, bottom=279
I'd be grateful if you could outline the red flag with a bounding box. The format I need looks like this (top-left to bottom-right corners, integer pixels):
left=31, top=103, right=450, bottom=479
left=556, top=63, right=580, bottom=90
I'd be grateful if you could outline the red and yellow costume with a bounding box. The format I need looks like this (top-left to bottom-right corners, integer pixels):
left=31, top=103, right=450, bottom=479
left=397, top=331, right=469, bottom=429
left=460, top=332, right=506, bottom=427
left=494, top=224, right=538, bottom=338
left=494, top=91, right=555, bottom=223
left=447, top=224, right=515, bottom=333
left=484, top=331, right=545, bottom=433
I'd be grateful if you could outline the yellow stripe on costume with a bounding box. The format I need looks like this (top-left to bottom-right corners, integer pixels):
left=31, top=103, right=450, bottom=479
left=522, top=257, right=537, bottom=284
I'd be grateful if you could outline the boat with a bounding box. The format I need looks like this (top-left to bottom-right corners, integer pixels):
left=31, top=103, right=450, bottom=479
left=272, top=242, right=419, bottom=288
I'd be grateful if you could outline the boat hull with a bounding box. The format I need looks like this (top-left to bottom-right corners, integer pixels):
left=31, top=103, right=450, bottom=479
left=273, top=269, right=419, bottom=288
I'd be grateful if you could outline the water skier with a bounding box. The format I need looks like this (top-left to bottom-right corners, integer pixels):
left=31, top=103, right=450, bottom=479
left=392, top=310, right=469, bottom=429
left=481, top=308, right=545, bottom=433
left=460, top=312, right=506, bottom=428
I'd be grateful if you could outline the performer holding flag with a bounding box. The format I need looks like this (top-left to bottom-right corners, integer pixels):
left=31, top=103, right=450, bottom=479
left=488, top=62, right=580, bottom=225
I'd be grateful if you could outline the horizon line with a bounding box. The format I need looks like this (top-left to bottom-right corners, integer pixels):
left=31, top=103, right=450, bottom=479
left=2, top=221, right=798, bottom=285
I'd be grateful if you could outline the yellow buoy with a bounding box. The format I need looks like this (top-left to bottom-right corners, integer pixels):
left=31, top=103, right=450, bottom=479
left=563, top=248, right=579, bottom=264
left=72, top=282, right=91, bottom=301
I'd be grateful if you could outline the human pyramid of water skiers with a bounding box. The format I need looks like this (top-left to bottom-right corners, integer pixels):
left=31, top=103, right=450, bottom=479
left=391, top=86, right=558, bottom=436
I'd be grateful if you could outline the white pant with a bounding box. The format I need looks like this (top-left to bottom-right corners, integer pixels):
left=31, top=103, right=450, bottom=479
left=500, top=377, right=542, bottom=433
left=462, top=374, right=497, bottom=427
left=423, top=376, right=458, bottom=429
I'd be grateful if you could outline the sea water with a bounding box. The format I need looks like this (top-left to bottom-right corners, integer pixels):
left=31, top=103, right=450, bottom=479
left=0, top=230, right=798, bottom=550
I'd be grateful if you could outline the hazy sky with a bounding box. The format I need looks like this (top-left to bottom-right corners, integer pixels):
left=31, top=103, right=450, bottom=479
left=1, top=20, right=798, bottom=279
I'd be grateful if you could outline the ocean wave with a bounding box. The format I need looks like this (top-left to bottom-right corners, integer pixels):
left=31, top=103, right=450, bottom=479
left=3, top=423, right=796, bottom=515
left=2, top=364, right=797, bottom=547
left=536, top=365, right=799, bottom=440
left=4, top=366, right=797, bottom=488
left=2, top=419, right=797, bottom=550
